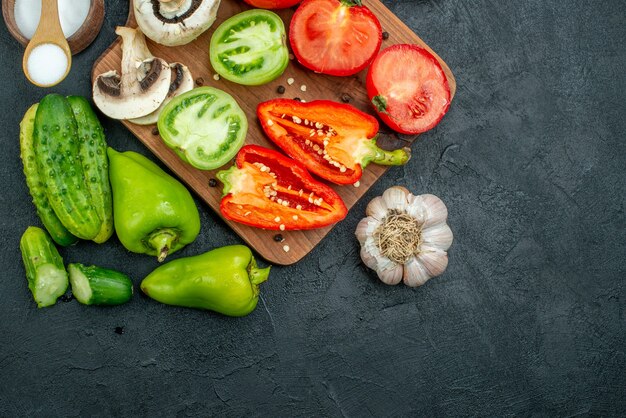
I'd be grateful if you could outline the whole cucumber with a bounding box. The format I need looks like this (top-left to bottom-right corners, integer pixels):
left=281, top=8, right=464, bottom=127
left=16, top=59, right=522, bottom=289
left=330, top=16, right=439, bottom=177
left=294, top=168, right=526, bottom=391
left=20, top=226, right=69, bottom=308
left=68, top=263, right=133, bottom=306
left=67, top=96, right=113, bottom=244
left=33, top=94, right=102, bottom=240
left=19, top=104, right=78, bottom=246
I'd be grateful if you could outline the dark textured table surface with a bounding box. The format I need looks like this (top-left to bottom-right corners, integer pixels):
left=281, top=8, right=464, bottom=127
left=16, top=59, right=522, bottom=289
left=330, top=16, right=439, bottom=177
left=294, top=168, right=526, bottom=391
left=1, top=1, right=624, bottom=416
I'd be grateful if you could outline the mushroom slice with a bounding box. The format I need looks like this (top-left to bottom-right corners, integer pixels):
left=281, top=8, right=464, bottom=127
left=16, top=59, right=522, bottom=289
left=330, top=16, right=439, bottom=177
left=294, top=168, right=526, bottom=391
left=129, top=62, right=194, bottom=125
left=134, top=0, right=221, bottom=47
left=93, top=26, right=171, bottom=120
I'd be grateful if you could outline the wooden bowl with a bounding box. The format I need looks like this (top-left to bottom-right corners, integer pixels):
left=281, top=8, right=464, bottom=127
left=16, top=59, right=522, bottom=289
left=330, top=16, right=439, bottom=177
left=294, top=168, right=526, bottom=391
left=2, top=0, right=104, bottom=55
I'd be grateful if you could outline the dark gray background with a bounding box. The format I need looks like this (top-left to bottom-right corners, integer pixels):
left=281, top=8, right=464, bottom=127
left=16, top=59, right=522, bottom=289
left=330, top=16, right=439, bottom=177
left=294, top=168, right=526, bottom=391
left=1, top=0, right=624, bottom=416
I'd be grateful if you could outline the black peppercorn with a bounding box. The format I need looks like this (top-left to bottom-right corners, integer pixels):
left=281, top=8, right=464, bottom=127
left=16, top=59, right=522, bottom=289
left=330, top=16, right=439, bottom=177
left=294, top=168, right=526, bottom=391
left=195, top=77, right=204, bottom=86
left=151, top=127, right=159, bottom=136
left=340, top=93, right=351, bottom=103
left=293, top=97, right=301, bottom=101
left=208, top=178, right=218, bottom=187
left=277, top=85, right=286, bottom=94
left=273, top=234, right=284, bottom=242
left=382, top=31, right=389, bottom=40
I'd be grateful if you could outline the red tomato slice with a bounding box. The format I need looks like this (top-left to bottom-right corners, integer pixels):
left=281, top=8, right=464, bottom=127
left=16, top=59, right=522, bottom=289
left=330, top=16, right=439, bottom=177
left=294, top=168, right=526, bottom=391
left=289, top=0, right=382, bottom=76
left=242, top=0, right=301, bottom=8
left=366, top=44, right=451, bottom=134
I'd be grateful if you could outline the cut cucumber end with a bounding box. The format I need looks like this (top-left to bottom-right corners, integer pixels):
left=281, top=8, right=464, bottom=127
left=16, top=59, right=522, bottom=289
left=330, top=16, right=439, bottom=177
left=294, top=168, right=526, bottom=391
left=33, top=264, right=69, bottom=308
left=68, top=263, right=133, bottom=306
left=68, top=264, right=93, bottom=305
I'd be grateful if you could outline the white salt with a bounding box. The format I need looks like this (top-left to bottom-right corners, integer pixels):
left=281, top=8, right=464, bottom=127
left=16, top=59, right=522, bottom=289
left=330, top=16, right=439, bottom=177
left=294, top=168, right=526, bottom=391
left=15, top=0, right=91, bottom=39
left=27, top=43, right=68, bottom=86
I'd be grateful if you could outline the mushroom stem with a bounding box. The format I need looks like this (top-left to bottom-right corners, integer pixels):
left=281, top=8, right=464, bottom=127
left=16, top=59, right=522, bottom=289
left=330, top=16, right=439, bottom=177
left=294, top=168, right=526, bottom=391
left=92, top=26, right=171, bottom=120
left=117, top=27, right=152, bottom=89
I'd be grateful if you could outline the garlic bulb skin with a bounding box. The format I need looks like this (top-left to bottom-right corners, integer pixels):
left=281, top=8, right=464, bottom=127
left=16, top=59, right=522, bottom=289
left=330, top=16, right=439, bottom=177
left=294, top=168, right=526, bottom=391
left=355, top=216, right=380, bottom=245
left=419, top=194, right=448, bottom=228
left=360, top=230, right=404, bottom=285
left=377, top=261, right=403, bottom=285
left=365, top=196, right=387, bottom=220
left=381, top=186, right=407, bottom=212
left=421, top=223, right=454, bottom=251
left=403, top=256, right=431, bottom=287
left=416, top=247, right=449, bottom=278
left=405, top=194, right=427, bottom=224
left=356, top=187, right=453, bottom=287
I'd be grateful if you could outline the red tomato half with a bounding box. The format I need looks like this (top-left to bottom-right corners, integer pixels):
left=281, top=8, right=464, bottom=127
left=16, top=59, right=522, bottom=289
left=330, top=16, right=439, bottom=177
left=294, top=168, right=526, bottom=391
left=289, top=0, right=382, bottom=76
left=243, top=0, right=301, bottom=8
left=366, top=44, right=451, bottom=134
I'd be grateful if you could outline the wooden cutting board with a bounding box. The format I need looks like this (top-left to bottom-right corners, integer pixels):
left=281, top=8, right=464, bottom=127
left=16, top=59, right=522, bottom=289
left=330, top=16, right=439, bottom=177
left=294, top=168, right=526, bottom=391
left=92, top=1, right=456, bottom=265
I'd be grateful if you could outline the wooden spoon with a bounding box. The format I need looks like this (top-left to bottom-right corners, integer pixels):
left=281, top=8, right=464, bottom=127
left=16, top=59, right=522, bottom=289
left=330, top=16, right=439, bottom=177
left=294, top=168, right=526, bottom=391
left=22, top=0, right=72, bottom=87
left=3, top=0, right=106, bottom=55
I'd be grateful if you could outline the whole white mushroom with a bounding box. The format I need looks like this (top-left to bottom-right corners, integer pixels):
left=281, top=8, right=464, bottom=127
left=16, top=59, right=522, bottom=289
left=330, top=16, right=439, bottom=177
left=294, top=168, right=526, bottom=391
left=134, top=0, right=221, bottom=46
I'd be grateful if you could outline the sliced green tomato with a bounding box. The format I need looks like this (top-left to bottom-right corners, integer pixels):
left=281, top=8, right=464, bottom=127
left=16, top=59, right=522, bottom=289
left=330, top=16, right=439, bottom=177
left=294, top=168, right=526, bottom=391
left=157, top=87, right=248, bottom=170
left=210, top=9, right=289, bottom=86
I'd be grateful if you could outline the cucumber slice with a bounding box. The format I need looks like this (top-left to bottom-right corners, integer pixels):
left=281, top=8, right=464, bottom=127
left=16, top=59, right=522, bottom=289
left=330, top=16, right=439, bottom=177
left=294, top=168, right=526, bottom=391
left=210, top=9, right=289, bottom=86
left=68, top=263, right=133, bottom=306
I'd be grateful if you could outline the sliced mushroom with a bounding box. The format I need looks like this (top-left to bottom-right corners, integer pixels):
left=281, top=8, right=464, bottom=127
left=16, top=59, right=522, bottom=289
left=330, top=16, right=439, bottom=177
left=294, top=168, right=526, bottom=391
left=133, top=0, right=221, bottom=47
left=129, top=62, right=194, bottom=125
left=93, top=26, right=171, bottom=120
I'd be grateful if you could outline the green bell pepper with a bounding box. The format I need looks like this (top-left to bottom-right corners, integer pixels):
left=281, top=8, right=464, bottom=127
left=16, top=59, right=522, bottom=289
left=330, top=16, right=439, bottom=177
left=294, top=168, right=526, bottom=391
left=140, top=245, right=270, bottom=317
left=107, top=148, right=201, bottom=262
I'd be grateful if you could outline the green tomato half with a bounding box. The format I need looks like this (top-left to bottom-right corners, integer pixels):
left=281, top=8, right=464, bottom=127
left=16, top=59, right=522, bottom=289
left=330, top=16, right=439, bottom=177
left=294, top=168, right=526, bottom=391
left=157, top=87, right=248, bottom=171
left=209, top=9, right=289, bottom=86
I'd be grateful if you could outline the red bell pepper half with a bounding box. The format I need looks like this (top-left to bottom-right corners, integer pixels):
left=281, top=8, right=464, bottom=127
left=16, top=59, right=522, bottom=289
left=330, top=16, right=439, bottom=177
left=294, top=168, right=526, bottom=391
left=216, top=145, right=347, bottom=230
left=257, top=99, right=411, bottom=185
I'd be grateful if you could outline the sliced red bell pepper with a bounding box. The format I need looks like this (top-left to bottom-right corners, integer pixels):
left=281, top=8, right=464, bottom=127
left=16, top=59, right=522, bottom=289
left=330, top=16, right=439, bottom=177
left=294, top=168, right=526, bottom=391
left=257, top=99, right=411, bottom=185
left=216, top=145, right=347, bottom=230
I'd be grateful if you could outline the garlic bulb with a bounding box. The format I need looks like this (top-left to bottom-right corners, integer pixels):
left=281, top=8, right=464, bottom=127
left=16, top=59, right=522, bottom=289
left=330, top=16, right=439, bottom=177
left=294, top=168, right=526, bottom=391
left=355, top=187, right=453, bottom=287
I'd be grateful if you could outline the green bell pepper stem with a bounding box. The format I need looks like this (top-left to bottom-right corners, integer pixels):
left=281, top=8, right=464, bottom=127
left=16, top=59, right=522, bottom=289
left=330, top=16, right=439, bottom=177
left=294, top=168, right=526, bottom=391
left=216, top=165, right=238, bottom=197
left=248, top=256, right=270, bottom=288
left=146, top=228, right=179, bottom=263
left=371, top=146, right=412, bottom=166
left=359, top=138, right=412, bottom=168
